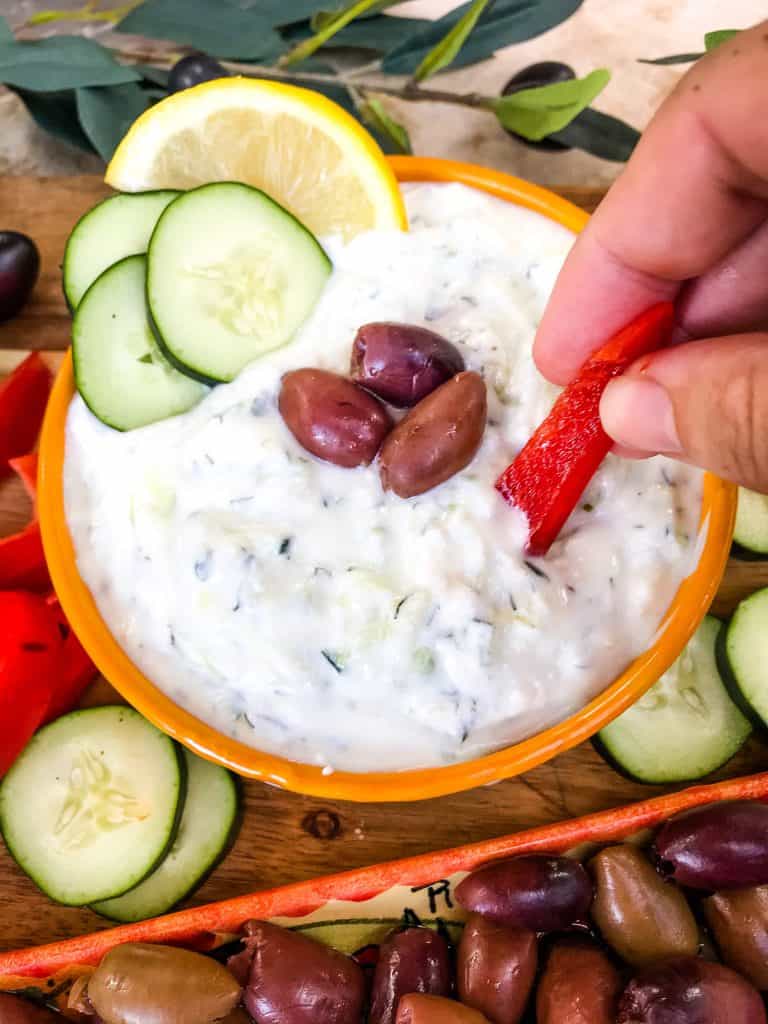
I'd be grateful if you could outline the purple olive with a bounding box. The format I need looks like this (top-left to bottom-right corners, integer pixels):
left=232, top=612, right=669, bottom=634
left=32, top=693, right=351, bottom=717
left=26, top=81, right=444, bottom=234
left=536, top=937, right=622, bottom=1024
left=350, top=322, right=465, bottom=407
left=369, top=927, right=452, bottom=1024
left=653, top=800, right=768, bottom=890
left=0, top=994, right=60, bottom=1022
left=457, top=913, right=537, bottom=1024
left=0, top=231, right=39, bottom=323
left=169, top=53, right=228, bottom=93
left=617, top=956, right=767, bottom=1024
left=455, top=854, right=593, bottom=932
left=501, top=63, right=575, bottom=151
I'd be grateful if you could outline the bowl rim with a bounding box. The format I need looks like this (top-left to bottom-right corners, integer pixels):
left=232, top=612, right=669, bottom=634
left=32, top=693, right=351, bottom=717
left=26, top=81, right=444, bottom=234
left=38, top=154, right=737, bottom=802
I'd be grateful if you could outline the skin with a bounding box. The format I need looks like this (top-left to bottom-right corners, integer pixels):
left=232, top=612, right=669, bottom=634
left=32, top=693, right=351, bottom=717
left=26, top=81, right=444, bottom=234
left=534, top=20, right=768, bottom=490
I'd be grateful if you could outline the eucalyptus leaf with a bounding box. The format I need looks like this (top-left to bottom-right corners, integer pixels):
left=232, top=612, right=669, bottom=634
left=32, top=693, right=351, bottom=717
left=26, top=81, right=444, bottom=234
left=414, top=0, right=491, bottom=82
left=0, top=36, right=139, bottom=91
left=133, top=63, right=170, bottom=87
left=117, top=0, right=283, bottom=60
left=358, top=97, right=411, bottom=152
left=283, top=14, right=430, bottom=53
left=637, top=52, right=703, bottom=65
left=282, top=0, right=382, bottom=64
left=705, top=28, right=738, bottom=50
left=491, top=68, right=610, bottom=141
left=383, top=0, right=584, bottom=75
left=12, top=87, right=95, bottom=153
left=76, top=82, right=150, bottom=161
left=550, top=107, right=639, bottom=161
left=0, top=16, right=13, bottom=44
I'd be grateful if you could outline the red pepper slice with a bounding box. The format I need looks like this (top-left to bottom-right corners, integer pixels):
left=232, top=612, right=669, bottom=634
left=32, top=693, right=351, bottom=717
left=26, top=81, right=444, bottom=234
left=42, top=594, right=98, bottom=723
left=496, top=302, right=675, bottom=556
left=8, top=451, right=39, bottom=505
left=0, top=452, right=49, bottom=592
left=0, top=590, right=62, bottom=777
left=0, top=354, right=52, bottom=480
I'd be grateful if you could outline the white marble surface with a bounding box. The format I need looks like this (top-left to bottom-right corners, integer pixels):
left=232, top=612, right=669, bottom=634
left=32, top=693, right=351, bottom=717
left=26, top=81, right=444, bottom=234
left=0, top=0, right=765, bottom=183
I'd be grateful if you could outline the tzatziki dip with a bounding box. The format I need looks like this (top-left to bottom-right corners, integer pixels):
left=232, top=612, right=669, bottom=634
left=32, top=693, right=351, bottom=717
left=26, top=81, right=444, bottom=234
left=64, top=182, right=703, bottom=773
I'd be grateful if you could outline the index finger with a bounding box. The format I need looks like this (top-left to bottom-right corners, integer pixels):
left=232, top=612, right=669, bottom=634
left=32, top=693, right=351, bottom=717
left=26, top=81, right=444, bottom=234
left=534, top=20, right=768, bottom=386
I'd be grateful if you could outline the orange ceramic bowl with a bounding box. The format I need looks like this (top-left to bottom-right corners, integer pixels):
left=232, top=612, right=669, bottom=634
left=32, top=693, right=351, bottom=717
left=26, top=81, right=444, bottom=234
left=38, top=156, right=736, bottom=802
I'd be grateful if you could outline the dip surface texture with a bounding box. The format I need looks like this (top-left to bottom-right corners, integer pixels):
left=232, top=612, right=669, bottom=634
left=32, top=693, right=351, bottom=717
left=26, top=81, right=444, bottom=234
left=64, top=183, right=703, bottom=772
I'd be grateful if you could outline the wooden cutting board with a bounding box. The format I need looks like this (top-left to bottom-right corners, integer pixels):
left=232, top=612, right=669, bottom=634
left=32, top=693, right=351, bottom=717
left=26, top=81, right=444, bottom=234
left=1, top=175, right=767, bottom=953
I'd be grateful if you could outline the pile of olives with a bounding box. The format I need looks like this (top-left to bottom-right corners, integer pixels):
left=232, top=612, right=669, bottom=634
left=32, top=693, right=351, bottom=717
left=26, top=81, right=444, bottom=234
left=4, top=799, right=767, bottom=1024
left=278, top=322, right=487, bottom=498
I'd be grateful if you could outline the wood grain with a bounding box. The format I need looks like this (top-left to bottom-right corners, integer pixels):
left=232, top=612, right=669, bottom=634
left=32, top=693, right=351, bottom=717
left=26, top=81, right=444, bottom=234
left=0, top=176, right=766, bottom=954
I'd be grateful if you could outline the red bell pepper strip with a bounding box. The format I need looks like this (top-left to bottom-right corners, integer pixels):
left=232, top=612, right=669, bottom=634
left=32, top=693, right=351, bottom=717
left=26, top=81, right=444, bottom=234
left=0, top=354, right=52, bottom=480
left=42, top=594, right=98, bottom=723
left=8, top=452, right=39, bottom=505
left=0, top=452, right=49, bottom=592
left=496, top=302, right=676, bottom=556
left=0, top=590, right=62, bottom=777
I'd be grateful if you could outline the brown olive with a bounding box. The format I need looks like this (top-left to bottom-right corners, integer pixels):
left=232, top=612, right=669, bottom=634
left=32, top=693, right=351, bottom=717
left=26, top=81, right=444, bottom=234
left=396, top=994, right=489, bottom=1024
left=455, top=854, right=593, bottom=932
left=279, top=368, right=392, bottom=468
left=369, top=926, right=452, bottom=1024
left=237, top=920, right=365, bottom=1024
left=589, top=845, right=699, bottom=967
left=535, top=937, right=622, bottom=1024
left=350, top=322, right=465, bottom=407
left=617, top=956, right=767, bottom=1024
left=379, top=371, right=487, bottom=498
left=87, top=942, right=241, bottom=1024
left=456, top=913, right=536, bottom=1024
left=703, top=885, right=768, bottom=989
left=0, top=993, right=61, bottom=1022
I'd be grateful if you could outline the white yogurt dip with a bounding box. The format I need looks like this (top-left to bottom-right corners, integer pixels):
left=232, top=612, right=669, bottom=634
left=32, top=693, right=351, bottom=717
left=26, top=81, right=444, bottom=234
left=64, top=182, right=703, bottom=773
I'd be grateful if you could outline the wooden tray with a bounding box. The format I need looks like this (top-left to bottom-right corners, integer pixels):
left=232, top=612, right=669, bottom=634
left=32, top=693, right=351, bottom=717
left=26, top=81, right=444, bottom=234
left=0, top=175, right=766, bottom=953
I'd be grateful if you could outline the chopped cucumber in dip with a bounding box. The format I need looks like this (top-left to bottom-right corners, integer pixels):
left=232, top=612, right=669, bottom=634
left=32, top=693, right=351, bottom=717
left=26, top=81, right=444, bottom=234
left=147, top=182, right=332, bottom=383
left=596, top=616, right=752, bottom=784
left=73, top=254, right=207, bottom=431
left=63, top=190, right=179, bottom=310
left=0, top=706, right=185, bottom=906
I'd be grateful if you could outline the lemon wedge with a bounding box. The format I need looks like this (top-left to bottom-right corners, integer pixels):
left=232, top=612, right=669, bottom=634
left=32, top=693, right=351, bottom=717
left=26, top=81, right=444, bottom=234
left=106, top=77, right=407, bottom=240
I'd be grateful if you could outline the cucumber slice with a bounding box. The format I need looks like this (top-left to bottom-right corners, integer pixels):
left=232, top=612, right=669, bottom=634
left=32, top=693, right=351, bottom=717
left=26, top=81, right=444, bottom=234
left=0, top=706, right=185, bottom=906
left=718, top=587, right=768, bottom=728
left=91, top=749, right=238, bottom=922
left=63, top=190, right=179, bottom=310
left=732, top=487, right=768, bottom=558
left=73, top=254, right=207, bottom=431
left=596, top=617, right=752, bottom=784
left=147, top=182, right=331, bottom=383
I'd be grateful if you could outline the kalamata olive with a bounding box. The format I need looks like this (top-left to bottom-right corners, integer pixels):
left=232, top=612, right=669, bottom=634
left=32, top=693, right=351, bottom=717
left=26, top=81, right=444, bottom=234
left=87, top=942, right=241, bottom=1024
left=703, top=885, right=768, bottom=989
left=168, top=53, right=228, bottom=93
left=0, top=232, right=39, bottom=323
left=501, top=63, right=575, bottom=151
left=535, top=937, right=622, bottom=1024
left=589, top=844, right=699, bottom=967
left=350, top=322, right=465, bottom=407
left=0, top=994, right=61, bottom=1022
left=238, top=921, right=364, bottom=1024
left=456, top=913, right=536, bottom=1024
left=369, top=927, right=452, bottom=1024
left=397, top=995, right=489, bottom=1024
left=617, top=956, right=767, bottom=1024
left=279, top=368, right=392, bottom=468
left=455, top=854, right=592, bottom=933
left=379, top=371, right=486, bottom=498
left=653, top=800, right=768, bottom=890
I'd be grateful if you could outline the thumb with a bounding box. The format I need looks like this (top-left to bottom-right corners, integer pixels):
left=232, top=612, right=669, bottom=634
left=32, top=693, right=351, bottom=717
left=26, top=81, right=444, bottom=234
left=599, top=334, right=768, bottom=490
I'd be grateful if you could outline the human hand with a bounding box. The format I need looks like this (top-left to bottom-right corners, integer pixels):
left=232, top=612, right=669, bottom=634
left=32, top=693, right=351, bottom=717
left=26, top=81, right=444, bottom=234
left=534, top=21, right=768, bottom=491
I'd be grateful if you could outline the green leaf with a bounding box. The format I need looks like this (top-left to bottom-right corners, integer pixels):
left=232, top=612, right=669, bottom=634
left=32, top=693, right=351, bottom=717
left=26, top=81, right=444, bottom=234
left=282, top=14, right=430, bottom=53
left=705, top=28, right=738, bottom=50
left=282, top=0, right=383, bottom=64
left=310, top=0, right=402, bottom=29
left=637, top=52, right=703, bottom=65
left=550, top=107, right=639, bottom=161
left=0, top=36, right=140, bottom=91
left=358, top=97, right=411, bottom=152
left=116, top=0, right=283, bottom=60
left=382, top=0, right=583, bottom=75
left=76, top=82, right=150, bottom=161
left=414, top=0, right=491, bottom=82
left=0, top=16, right=13, bottom=44
left=12, top=87, right=95, bottom=153
left=491, top=68, right=610, bottom=141
left=132, top=63, right=170, bottom=87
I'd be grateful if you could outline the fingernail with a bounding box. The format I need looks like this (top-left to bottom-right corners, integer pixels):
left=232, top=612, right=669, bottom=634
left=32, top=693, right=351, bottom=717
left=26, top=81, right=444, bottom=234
left=600, top=377, right=683, bottom=454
